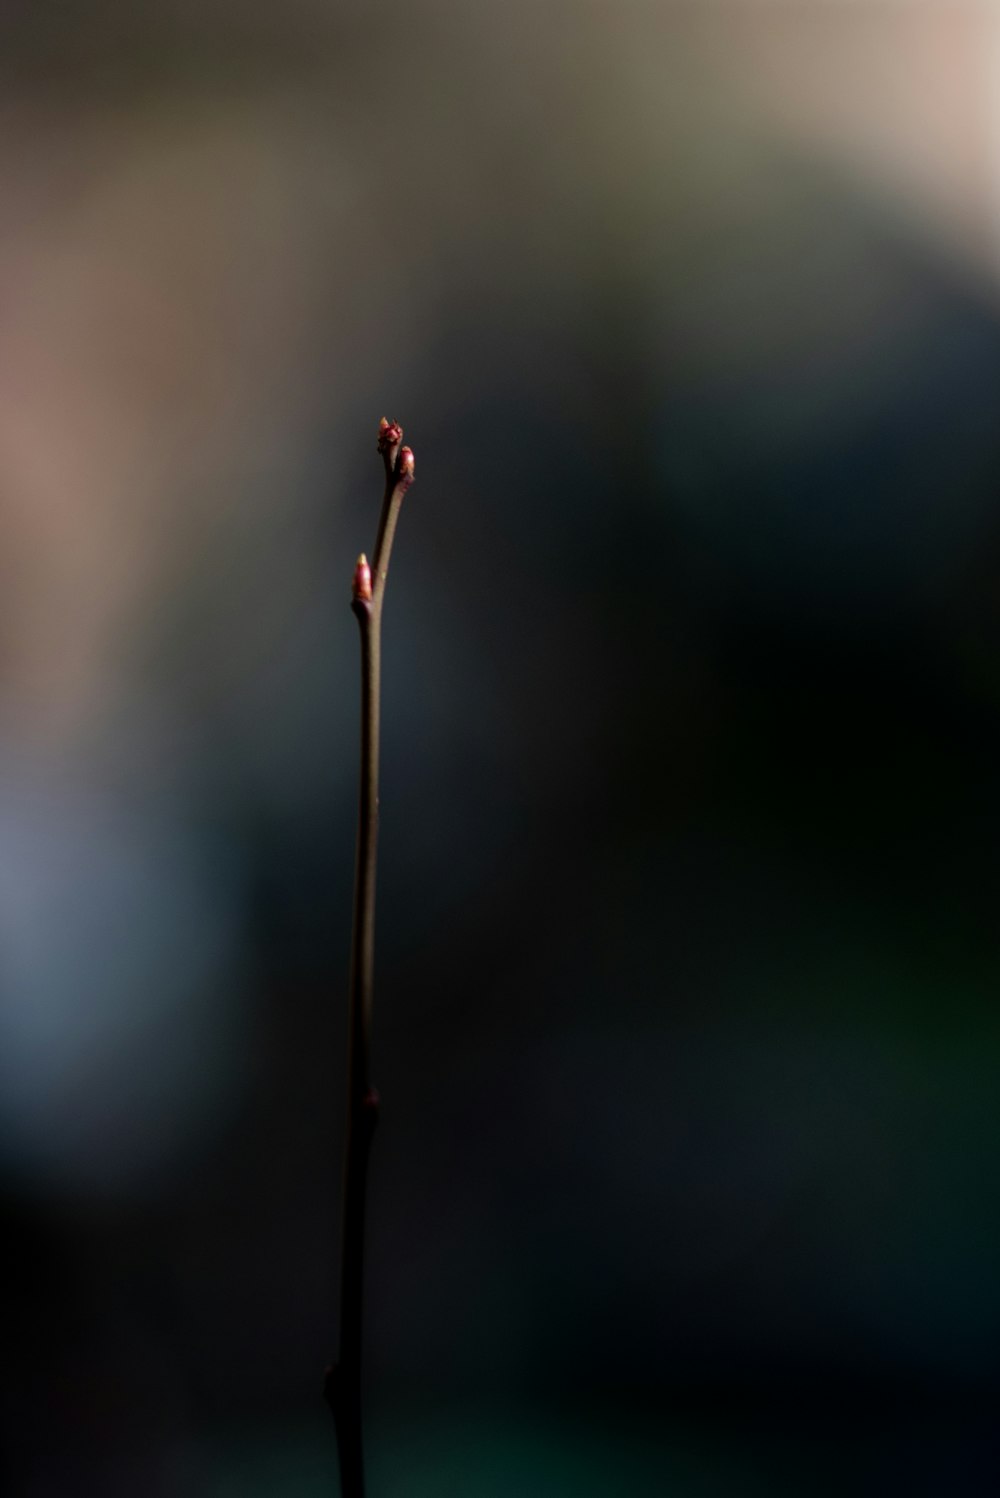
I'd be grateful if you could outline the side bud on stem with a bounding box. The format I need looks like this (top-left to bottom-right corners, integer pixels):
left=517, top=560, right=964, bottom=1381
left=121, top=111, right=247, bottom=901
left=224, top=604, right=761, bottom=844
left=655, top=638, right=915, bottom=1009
left=352, top=553, right=373, bottom=604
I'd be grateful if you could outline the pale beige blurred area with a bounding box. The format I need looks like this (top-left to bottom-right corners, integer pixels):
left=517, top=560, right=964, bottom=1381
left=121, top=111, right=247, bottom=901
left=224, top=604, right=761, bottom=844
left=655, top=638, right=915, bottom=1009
left=700, top=1, right=1000, bottom=275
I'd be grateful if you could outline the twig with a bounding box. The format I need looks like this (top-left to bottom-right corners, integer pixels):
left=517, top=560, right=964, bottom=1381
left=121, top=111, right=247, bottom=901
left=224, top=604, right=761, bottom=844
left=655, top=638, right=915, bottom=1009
left=325, top=418, right=415, bottom=1497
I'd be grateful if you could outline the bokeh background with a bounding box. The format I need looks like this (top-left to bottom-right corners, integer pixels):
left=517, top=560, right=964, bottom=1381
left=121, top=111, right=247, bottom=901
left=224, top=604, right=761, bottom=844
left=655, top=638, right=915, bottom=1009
left=4, top=2, right=1000, bottom=1493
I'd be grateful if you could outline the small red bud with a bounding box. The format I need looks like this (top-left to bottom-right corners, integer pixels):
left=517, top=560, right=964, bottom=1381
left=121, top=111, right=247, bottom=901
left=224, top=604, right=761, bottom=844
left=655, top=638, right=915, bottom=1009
left=398, top=446, right=415, bottom=488
left=352, top=552, right=372, bottom=603
left=378, top=417, right=403, bottom=453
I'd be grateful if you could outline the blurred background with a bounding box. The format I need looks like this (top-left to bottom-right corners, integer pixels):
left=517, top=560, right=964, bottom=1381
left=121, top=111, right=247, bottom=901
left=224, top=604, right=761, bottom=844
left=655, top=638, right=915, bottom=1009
left=3, top=2, right=1000, bottom=1493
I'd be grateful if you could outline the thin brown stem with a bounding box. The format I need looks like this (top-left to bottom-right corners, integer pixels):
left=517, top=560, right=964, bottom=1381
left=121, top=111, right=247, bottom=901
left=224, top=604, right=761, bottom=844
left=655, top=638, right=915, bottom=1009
left=325, top=426, right=414, bottom=1498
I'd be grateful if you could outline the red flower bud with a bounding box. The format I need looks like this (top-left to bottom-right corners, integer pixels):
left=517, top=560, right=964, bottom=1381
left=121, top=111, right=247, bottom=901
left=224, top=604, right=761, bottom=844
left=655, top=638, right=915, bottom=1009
left=377, top=417, right=403, bottom=454
left=398, top=446, right=415, bottom=488
left=352, top=552, right=372, bottom=603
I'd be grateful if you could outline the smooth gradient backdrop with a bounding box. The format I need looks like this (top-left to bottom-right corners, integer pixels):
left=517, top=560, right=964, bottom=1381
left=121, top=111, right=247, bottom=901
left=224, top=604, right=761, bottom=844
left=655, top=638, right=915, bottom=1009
left=3, top=4, right=1000, bottom=1494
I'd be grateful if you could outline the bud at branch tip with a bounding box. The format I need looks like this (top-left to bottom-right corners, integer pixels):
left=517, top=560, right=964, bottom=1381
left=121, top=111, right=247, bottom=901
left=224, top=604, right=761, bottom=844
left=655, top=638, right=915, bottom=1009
left=378, top=416, right=403, bottom=454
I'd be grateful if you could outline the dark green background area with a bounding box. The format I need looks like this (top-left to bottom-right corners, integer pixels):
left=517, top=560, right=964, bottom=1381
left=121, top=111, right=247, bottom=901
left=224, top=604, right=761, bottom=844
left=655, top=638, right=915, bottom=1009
left=2, top=4, right=1000, bottom=1494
